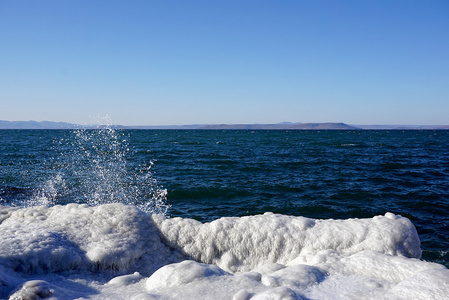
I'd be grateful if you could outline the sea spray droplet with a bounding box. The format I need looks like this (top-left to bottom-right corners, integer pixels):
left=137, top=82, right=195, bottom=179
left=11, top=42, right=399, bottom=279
left=30, top=173, right=66, bottom=206
left=30, top=126, right=169, bottom=214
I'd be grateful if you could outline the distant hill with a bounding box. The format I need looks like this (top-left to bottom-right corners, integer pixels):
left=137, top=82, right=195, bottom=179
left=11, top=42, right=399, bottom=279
left=0, top=121, right=357, bottom=130
left=197, top=122, right=358, bottom=130
left=353, top=124, right=449, bottom=130
left=1, top=120, right=448, bottom=130
left=0, top=120, right=79, bottom=129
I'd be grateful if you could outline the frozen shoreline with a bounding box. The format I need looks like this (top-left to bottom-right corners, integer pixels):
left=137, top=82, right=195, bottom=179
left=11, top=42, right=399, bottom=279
left=1, top=203, right=448, bottom=299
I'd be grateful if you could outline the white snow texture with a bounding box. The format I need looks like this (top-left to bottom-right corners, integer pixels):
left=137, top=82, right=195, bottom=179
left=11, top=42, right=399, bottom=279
left=0, top=203, right=447, bottom=299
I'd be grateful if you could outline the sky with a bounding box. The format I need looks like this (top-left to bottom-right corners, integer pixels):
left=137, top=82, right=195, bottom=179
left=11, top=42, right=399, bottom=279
left=0, top=0, right=448, bottom=126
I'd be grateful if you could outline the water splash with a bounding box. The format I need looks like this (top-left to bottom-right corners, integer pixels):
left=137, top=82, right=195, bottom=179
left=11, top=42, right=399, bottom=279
left=30, top=173, right=66, bottom=207
left=31, top=124, right=169, bottom=214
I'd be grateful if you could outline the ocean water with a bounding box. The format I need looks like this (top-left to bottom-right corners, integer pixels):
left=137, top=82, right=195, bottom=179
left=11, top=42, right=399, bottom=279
left=1, top=129, right=449, bottom=299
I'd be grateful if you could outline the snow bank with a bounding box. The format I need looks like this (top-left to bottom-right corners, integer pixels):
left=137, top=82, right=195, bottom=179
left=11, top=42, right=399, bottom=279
left=152, top=211, right=421, bottom=272
left=0, top=203, right=172, bottom=275
left=0, top=203, right=447, bottom=299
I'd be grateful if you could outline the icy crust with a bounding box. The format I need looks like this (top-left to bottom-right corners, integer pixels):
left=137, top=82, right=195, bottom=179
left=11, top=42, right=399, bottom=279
left=0, top=204, right=422, bottom=276
left=0, top=203, right=448, bottom=299
left=0, top=204, right=173, bottom=275
left=143, top=256, right=448, bottom=300
left=152, top=211, right=422, bottom=272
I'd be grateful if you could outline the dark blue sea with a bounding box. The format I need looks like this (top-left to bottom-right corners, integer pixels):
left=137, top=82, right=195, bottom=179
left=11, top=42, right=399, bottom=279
left=1, top=129, right=448, bottom=266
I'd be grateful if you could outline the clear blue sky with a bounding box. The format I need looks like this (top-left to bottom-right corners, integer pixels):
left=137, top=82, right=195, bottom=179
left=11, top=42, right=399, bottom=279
left=1, top=0, right=448, bottom=125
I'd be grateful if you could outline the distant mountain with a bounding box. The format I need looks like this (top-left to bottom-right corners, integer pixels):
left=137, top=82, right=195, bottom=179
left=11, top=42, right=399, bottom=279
left=1, top=120, right=448, bottom=130
left=0, top=121, right=357, bottom=130
left=125, top=124, right=207, bottom=129
left=198, top=122, right=358, bottom=130
left=353, top=125, right=449, bottom=130
left=0, top=120, right=79, bottom=129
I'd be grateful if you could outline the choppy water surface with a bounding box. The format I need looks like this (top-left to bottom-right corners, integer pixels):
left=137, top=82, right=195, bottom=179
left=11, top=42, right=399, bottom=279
left=1, top=129, right=448, bottom=265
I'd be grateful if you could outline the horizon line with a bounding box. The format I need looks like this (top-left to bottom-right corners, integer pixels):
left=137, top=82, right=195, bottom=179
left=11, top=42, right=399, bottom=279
left=1, top=120, right=449, bottom=130
left=1, top=119, right=449, bottom=126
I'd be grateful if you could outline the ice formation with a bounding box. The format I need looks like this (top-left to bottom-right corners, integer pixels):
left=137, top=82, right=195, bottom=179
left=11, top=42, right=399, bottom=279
left=0, top=203, right=448, bottom=299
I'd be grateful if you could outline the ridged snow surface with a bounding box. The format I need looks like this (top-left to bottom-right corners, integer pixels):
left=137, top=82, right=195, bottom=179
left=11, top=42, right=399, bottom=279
left=1, top=203, right=447, bottom=299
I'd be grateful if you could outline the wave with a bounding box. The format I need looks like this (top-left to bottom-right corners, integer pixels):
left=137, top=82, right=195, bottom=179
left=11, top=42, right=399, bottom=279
left=1, top=203, right=447, bottom=299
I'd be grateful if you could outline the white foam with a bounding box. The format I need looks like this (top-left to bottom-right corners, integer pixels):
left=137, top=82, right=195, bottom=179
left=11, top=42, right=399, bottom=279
left=0, top=203, right=447, bottom=299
